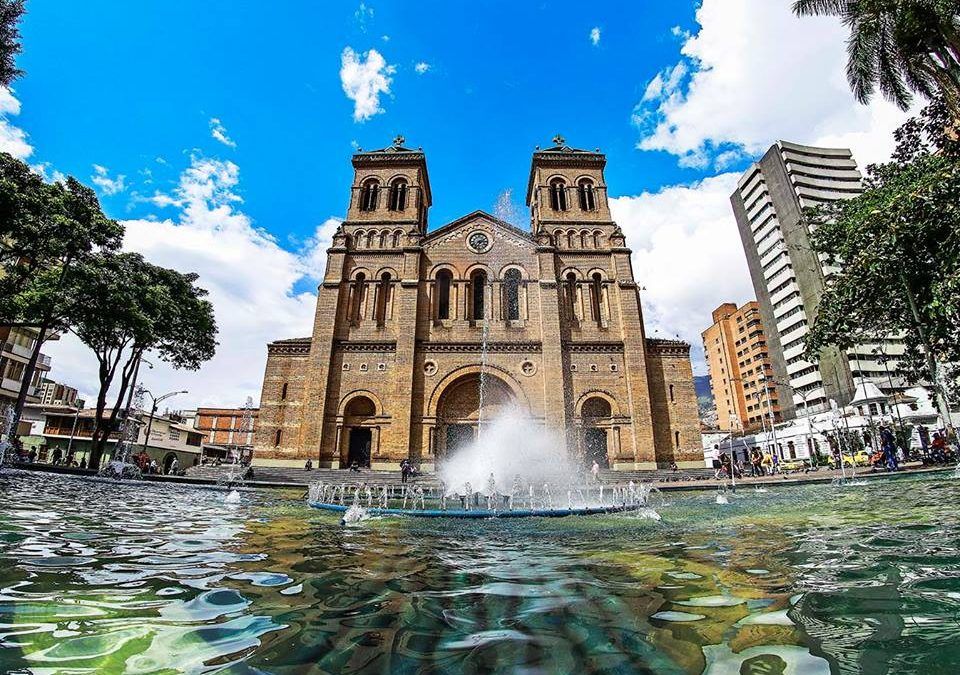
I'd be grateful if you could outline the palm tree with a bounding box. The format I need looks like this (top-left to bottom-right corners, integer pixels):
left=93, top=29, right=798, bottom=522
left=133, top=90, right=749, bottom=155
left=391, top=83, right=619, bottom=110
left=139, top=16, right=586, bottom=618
left=793, top=1, right=960, bottom=115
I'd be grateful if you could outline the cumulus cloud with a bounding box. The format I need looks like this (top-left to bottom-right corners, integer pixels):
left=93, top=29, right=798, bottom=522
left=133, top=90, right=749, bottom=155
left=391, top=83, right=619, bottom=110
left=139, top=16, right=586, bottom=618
left=589, top=27, right=601, bottom=46
left=44, top=154, right=339, bottom=410
left=414, top=61, right=431, bottom=75
left=209, top=117, right=236, bottom=148
left=610, top=173, right=753, bottom=372
left=90, top=164, right=127, bottom=195
left=340, top=47, right=395, bottom=122
left=0, top=87, right=32, bottom=159
left=634, top=0, right=914, bottom=169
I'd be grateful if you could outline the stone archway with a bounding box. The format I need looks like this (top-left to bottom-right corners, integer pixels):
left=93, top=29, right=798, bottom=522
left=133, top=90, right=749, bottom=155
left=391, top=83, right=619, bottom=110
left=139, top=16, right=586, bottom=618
left=579, top=395, right=614, bottom=468
left=343, top=395, right=377, bottom=468
left=435, top=373, right=516, bottom=458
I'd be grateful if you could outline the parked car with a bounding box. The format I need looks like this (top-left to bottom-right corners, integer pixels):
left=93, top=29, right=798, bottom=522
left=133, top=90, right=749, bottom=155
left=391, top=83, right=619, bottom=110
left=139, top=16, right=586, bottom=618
left=780, top=459, right=809, bottom=472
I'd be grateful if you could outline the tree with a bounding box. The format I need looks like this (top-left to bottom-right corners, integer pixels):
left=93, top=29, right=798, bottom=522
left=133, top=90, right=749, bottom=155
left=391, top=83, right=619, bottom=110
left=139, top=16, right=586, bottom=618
left=803, top=98, right=960, bottom=419
left=0, top=153, right=123, bottom=436
left=793, top=0, right=960, bottom=115
left=0, top=0, right=24, bottom=88
left=63, top=252, right=217, bottom=470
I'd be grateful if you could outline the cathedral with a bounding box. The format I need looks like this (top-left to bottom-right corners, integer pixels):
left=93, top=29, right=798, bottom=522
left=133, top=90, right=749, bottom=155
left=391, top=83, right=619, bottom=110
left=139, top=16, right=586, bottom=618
left=253, top=136, right=702, bottom=471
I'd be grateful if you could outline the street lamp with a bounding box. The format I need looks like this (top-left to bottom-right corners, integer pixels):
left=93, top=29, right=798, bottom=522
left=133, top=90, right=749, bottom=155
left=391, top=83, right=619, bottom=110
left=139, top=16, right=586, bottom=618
left=140, top=389, right=188, bottom=456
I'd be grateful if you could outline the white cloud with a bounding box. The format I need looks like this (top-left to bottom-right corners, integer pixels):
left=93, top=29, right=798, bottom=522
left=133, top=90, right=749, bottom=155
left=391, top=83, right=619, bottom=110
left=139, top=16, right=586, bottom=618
left=44, top=154, right=339, bottom=410
left=634, top=0, right=914, bottom=169
left=209, top=117, right=236, bottom=148
left=0, top=87, right=32, bottom=159
left=340, top=47, right=395, bottom=122
left=414, top=61, right=431, bottom=75
left=589, top=27, right=601, bottom=46
left=610, top=173, right=753, bottom=373
left=90, top=164, right=127, bottom=195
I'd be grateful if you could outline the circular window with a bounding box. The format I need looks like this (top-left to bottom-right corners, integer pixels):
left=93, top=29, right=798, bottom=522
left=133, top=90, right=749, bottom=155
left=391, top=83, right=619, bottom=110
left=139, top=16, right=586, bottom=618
left=467, top=231, right=491, bottom=253
left=519, top=360, right=537, bottom=377
left=424, top=360, right=438, bottom=376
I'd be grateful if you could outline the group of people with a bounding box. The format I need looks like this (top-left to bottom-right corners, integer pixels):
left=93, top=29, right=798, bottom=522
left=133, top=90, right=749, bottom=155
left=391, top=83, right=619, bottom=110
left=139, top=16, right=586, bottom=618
left=712, top=447, right=777, bottom=479
left=7, top=443, right=89, bottom=469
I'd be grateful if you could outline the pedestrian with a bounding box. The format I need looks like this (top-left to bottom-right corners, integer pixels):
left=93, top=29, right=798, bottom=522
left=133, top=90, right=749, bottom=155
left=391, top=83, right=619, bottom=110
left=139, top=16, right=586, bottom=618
left=79, top=457, right=87, bottom=470
left=170, top=457, right=180, bottom=475
left=400, top=459, right=411, bottom=484
left=880, top=425, right=898, bottom=471
left=28, top=446, right=37, bottom=463
left=304, top=458, right=313, bottom=471
left=918, top=425, right=930, bottom=458
left=591, top=460, right=600, bottom=482
left=51, top=446, right=63, bottom=465
left=771, top=451, right=780, bottom=474
left=761, top=451, right=773, bottom=475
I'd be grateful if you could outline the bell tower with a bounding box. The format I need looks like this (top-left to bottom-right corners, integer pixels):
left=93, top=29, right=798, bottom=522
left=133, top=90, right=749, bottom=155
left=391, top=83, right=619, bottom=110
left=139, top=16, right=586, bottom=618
left=345, top=135, right=432, bottom=236
left=526, top=135, right=617, bottom=248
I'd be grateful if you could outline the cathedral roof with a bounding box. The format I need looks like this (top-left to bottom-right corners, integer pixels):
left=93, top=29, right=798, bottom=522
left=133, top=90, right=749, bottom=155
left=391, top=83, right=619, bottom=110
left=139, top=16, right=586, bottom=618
left=526, top=135, right=605, bottom=205
left=425, top=210, right=534, bottom=243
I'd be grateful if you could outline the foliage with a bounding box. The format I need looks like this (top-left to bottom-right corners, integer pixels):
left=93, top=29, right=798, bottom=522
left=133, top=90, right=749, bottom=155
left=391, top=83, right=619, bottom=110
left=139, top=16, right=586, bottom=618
left=803, top=98, right=960, bottom=398
left=63, top=252, right=218, bottom=469
left=793, top=0, right=960, bottom=114
left=0, top=0, right=24, bottom=88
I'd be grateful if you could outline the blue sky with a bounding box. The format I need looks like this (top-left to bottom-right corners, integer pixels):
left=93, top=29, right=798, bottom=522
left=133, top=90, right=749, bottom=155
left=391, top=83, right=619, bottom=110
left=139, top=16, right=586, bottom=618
left=19, top=1, right=705, bottom=234
left=9, top=1, right=911, bottom=408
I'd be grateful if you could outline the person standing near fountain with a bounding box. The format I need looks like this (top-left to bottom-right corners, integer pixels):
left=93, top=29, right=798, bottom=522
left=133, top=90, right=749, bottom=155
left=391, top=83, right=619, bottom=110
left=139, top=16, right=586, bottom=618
left=880, top=425, right=899, bottom=471
left=591, top=460, right=600, bottom=482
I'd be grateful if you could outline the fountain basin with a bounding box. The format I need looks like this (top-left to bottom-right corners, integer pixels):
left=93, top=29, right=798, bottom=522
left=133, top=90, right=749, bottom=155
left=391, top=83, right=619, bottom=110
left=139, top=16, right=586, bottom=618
left=308, top=500, right=649, bottom=518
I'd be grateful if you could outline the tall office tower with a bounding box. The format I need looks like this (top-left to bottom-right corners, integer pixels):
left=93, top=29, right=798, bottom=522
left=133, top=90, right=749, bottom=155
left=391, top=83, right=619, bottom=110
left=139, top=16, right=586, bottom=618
left=730, top=141, right=908, bottom=420
left=702, top=301, right=782, bottom=433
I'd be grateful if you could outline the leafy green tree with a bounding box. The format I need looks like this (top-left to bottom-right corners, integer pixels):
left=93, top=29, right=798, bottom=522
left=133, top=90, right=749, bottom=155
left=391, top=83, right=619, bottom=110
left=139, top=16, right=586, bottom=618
left=803, top=98, right=959, bottom=419
left=0, top=0, right=24, bottom=88
left=793, top=0, right=960, bottom=114
left=0, top=153, right=123, bottom=435
left=63, top=253, right=217, bottom=469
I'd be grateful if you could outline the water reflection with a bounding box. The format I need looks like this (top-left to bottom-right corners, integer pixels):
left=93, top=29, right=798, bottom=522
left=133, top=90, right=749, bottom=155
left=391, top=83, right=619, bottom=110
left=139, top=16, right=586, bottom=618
left=1, top=470, right=959, bottom=673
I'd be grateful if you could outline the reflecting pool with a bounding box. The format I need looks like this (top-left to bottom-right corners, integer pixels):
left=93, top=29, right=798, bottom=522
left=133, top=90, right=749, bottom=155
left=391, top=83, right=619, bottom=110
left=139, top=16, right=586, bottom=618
left=2, top=470, right=960, bottom=673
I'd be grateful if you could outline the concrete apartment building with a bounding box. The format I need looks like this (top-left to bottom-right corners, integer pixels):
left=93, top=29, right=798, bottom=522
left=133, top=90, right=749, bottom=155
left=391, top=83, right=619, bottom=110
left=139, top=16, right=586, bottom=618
left=0, top=326, right=53, bottom=432
left=702, top=301, right=782, bottom=433
left=38, top=378, right=80, bottom=407
left=730, top=141, right=908, bottom=420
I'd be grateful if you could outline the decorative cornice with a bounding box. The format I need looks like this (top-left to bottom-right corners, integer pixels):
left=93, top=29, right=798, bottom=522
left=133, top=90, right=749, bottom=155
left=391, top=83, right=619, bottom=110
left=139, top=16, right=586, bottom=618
left=564, top=342, right=625, bottom=353
left=268, top=337, right=312, bottom=357
left=646, top=338, right=691, bottom=356
left=418, top=340, right=542, bottom=353
left=335, top=340, right=398, bottom=353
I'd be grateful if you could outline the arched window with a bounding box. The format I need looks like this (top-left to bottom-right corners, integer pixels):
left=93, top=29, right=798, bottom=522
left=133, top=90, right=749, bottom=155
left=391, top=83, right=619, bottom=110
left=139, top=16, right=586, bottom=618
left=379, top=231, right=388, bottom=248
left=582, top=396, right=612, bottom=418
left=280, top=382, right=288, bottom=401
left=470, top=269, right=487, bottom=320
left=580, top=231, right=589, bottom=249
left=359, top=179, right=380, bottom=211
left=674, top=430, right=680, bottom=447
left=366, top=231, right=376, bottom=248
left=354, top=230, right=365, bottom=249
left=392, top=229, right=403, bottom=247
left=389, top=178, right=408, bottom=211
left=590, top=272, right=603, bottom=323
left=503, top=269, right=522, bottom=321
left=274, top=429, right=282, bottom=447
left=375, top=272, right=391, bottom=325
left=669, top=384, right=674, bottom=402
left=549, top=178, right=568, bottom=211
left=351, top=272, right=366, bottom=322
left=578, top=178, right=596, bottom=211
left=567, top=231, right=576, bottom=248
left=436, top=269, right=453, bottom=320
left=593, top=230, right=602, bottom=248
left=554, top=230, right=563, bottom=248
left=565, top=272, right=578, bottom=321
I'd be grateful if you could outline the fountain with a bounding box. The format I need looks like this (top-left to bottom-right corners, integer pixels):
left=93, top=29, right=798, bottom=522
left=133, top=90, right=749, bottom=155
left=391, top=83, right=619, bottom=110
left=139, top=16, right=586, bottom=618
left=308, top=413, right=660, bottom=519
left=96, top=387, right=144, bottom=481
left=0, top=403, right=14, bottom=469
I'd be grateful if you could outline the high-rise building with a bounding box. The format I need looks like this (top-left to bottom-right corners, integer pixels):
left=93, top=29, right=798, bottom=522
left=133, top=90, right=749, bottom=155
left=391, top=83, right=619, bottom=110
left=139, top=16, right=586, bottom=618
left=0, top=327, right=52, bottom=409
left=702, top=301, right=781, bottom=433
left=730, top=141, right=908, bottom=419
left=39, top=378, right=79, bottom=407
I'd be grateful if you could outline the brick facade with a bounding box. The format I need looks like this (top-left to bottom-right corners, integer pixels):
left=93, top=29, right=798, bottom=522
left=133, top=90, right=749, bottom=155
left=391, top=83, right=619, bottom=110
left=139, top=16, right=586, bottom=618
left=253, top=137, right=701, bottom=470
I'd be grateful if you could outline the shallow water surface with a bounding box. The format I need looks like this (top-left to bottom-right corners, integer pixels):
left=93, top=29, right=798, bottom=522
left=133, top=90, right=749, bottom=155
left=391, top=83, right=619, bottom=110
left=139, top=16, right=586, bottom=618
left=1, top=471, right=960, bottom=673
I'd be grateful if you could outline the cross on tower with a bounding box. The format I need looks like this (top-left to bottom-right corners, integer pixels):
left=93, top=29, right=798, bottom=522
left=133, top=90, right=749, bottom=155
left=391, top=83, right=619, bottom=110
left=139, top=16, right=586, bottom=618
left=552, top=133, right=565, bottom=146
left=393, top=134, right=405, bottom=147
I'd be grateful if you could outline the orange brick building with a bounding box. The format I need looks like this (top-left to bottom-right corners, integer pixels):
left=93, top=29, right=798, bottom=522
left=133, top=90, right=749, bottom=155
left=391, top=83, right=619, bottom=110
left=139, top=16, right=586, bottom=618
left=194, top=407, right=258, bottom=461
left=253, top=137, right=702, bottom=471
left=702, top=302, right=782, bottom=433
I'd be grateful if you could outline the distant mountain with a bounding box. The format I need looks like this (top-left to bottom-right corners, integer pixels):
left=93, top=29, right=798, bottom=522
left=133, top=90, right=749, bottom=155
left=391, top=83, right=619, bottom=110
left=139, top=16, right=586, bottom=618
left=694, top=375, right=712, bottom=399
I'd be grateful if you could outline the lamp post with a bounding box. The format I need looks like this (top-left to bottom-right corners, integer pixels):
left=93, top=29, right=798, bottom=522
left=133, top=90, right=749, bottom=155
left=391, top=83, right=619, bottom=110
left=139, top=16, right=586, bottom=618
left=140, top=389, right=188, bottom=458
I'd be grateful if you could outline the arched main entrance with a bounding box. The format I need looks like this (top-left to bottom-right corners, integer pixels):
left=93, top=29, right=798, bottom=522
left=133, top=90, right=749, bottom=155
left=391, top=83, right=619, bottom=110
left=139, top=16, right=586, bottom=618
left=344, top=395, right=376, bottom=468
left=436, top=373, right=516, bottom=458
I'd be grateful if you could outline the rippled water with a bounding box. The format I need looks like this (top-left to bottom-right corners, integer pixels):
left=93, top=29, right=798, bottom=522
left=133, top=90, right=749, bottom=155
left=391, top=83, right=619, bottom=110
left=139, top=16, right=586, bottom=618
left=2, top=470, right=960, bottom=674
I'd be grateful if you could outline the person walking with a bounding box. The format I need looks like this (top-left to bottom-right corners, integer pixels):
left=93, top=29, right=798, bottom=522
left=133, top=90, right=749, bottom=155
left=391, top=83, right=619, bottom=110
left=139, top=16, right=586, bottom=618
left=880, top=425, right=899, bottom=471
